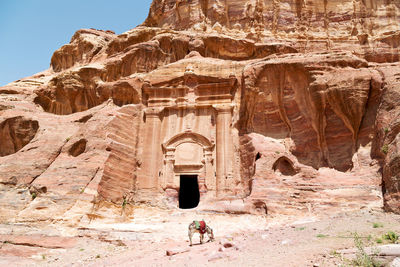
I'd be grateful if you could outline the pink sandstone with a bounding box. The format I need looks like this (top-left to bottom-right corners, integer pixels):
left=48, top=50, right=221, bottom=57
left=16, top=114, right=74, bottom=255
left=0, top=0, right=399, bottom=226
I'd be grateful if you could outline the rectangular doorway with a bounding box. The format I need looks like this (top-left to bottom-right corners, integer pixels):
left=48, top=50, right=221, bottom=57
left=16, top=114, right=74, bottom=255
left=179, top=175, right=200, bottom=209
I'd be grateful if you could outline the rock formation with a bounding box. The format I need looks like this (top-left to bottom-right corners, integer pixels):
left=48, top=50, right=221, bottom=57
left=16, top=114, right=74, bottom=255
left=0, top=0, right=400, bottom=224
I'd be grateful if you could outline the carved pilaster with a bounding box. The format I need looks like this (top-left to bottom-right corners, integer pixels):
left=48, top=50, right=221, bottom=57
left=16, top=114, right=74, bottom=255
left=214, top=105, right=234, bottom=197
left=163, top=147, right=175, bottom=189
left=204, top=149, right=215, bottom=194
left=138, top=107, right=163, bottom=190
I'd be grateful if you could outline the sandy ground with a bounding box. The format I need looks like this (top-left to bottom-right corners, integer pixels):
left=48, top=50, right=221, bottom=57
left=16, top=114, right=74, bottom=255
left=1, top=207, right=400, bottom=267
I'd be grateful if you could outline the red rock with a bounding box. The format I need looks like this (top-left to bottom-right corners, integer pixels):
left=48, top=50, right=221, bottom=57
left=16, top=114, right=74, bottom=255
left=223, top=242, right=234, bottom=248
left=0, top=235, right=77, bottom=249
left=0, top=0, right=399, bottom=225
left=0, top=243, right=46, bottom=258
left=0, top=116, right=39, bottom=157
left=166, top=247, right=189, bottom=256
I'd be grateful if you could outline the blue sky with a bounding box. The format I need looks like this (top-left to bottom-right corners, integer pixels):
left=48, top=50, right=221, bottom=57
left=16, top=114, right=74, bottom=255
left=0, top=0, right=153, bottom=86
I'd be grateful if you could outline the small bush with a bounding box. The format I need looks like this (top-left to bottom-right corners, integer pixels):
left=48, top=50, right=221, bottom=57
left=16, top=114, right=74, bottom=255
left=31, top=192, right=37, bottom=200
left=330, top=250, right=339, bottom=256
left=316, top=234, right=328, bottom=238
left=353, top=232, right=381, bottom=267
left=296, top=227, right=306, bottom=231
left=383, top=231, right=398, bottom=243
left=381, top=144, right=389, bottom=154
left=375, top=238, right=383, bottom=244
left=384, top=127, right=389, bottom=134
left=372, top=223, right=383, bottom=228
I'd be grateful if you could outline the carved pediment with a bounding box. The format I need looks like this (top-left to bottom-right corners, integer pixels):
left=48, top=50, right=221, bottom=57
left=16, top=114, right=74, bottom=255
left=162, top=131, right=214, bottom=151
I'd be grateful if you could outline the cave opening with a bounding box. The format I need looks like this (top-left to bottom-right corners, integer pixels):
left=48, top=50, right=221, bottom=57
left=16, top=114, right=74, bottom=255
left=68, top=139, right=87, bottom=157
left=179, top=175, right=200, bottom=209
left=272, top=156, right=298, bottom=176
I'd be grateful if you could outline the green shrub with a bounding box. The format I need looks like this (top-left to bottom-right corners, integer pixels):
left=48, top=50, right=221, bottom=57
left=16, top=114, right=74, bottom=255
left=353, top=232, right=381, bottom=267
left=372, top=222, right=383, bottom=228
left=31, top=192, right=37, bottom=200
left=383, top=231, right=398, bottom=243
left=122, top=197, right=127, bottom=208
left=316, top=234, right=328, bottom=238
left=381, top=144, right=388, bottom=154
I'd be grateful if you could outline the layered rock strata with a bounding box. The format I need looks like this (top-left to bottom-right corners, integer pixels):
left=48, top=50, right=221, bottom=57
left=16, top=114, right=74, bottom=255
left=0, top=0, right=399, bottom=224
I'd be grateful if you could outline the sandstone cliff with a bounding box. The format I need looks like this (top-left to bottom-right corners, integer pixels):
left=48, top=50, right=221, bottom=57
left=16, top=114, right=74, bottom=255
left=0, top=0, right=399, bottom=225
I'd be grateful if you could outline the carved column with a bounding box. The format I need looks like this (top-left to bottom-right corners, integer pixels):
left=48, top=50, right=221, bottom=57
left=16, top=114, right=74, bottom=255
left=163, top=148, right=175, bottom=189
left=138, top=107, right=163, bottom=190
left=198, top=164, right=207, bottom=194
left=214, top=105, right=233, bottom=196
left=204, top=149, right=215, bottom=194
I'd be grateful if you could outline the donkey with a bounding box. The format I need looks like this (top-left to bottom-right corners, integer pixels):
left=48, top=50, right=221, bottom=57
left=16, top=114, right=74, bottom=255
left=188, top=220, right=214, bottom=246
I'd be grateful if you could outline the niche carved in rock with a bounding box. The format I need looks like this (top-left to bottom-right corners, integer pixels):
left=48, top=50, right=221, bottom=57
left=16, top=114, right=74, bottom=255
left=68, top=139, right=87, bottom=157
left=0, top=116, right=39, bottom=157
left=272, top=156, right=298, bottom=176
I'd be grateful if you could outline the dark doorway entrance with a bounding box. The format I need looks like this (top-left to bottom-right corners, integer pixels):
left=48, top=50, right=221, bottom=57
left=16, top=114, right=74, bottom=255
left=179, top=175, right=200, bottom=209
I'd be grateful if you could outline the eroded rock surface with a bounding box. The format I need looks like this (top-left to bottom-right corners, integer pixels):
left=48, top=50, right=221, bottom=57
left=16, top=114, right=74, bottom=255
left=0, top=0, right=400, bottom=226
left=0, top=116, right=39, bottom=157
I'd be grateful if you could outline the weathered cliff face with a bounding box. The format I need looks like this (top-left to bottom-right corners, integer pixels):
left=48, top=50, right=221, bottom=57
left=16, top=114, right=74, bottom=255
left=0, top=0, right=399, bottom=224
left=241, top=52, right=382, bottom=171
left=373, top=64, right=400, bottom=213
left=146, top=0, right=400, bottom=64
left=0, top=116, right=39, bottom=157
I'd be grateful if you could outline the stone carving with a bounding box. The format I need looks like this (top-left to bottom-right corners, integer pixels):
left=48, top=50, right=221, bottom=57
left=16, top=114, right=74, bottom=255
left=0, top=0, right=400, bottom=223
left=138, top=71, right=239, bottom=201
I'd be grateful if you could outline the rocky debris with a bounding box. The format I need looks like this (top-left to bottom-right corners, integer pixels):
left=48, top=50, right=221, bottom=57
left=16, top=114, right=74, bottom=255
left=222, top=242, right=234, bottom=248
left=391, top=257, right=400, bottom=267
left=166, top=247, right=189, bottom=256
left=339, top=244, right=400, bottom=257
